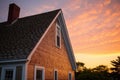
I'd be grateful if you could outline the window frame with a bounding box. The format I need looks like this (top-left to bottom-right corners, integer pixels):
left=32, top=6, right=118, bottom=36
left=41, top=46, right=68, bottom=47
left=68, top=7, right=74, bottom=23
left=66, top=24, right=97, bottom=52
left=15, top=66, right=23, bottom=80
left=55, top=23, right=61, bottom=48
left=1, top=66, right=16, bottom=80
left=34, top=66, right=45, bottom=80
left=54, top=69, right=58, bottom=80
left=68, top=72, right=72, bottom=80
left=0, top=64, right=25, bottom=80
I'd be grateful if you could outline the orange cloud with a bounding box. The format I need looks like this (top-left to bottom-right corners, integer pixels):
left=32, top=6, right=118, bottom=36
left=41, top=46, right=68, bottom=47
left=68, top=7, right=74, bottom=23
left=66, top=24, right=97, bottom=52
left=104, top=0, right=111, bottom=5
left=61, top=0, right=120, bottom=67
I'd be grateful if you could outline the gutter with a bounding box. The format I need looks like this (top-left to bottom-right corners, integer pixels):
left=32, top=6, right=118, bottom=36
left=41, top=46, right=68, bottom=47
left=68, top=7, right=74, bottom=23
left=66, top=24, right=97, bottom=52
left=0, top=59, right=28, bottom=63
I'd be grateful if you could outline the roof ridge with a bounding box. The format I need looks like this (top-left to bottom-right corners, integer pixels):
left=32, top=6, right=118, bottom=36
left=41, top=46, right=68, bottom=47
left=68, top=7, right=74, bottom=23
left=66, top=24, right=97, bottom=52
left=0, top=9, right=61, bottom=24
left=19, top=9, right=61, bottom=20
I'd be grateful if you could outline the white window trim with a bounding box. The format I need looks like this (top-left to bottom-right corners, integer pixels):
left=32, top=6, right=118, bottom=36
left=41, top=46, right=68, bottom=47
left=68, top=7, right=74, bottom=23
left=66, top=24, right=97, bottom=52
left=68, top=72, right=72, bottom=80
left=54, top=69, right=58, bottom=80
left=34, top=66, right=45, bottom=80
left=55, top=23, right=61, bottom=48
left=1, top=66, right=16, bottom=80
left=0, top=64, right=25, bottom=80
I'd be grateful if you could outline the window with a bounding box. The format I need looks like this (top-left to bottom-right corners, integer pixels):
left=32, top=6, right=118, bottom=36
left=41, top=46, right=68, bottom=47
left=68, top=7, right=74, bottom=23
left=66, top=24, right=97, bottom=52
left=56, top=23, right=61, bottom=48
left=34, top=66, right=45, bottom=80
left=54, top=70, right=58, bottom=80
left=36, top=70, right=42, bottom=80
left=1, top=65, right=23, bottom=80
left=68, top=73, right=72, bottom=80
left=4, top=69, right=14, bottom=80
left=15, top=66, right=22, bottom=80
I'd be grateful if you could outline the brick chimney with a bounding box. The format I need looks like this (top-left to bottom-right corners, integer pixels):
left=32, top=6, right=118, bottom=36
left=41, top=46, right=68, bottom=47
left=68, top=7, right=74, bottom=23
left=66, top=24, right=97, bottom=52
left=7, top=3, right=20, bottom=23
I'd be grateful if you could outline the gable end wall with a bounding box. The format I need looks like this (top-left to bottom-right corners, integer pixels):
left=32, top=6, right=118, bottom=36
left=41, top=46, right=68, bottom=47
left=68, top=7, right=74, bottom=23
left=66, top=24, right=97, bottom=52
left=27, top=21, right=75, bottom=80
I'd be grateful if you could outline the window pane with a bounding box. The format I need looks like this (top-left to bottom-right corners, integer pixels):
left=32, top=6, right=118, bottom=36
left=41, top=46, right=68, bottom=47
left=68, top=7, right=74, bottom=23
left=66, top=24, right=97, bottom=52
left=36, top=70, right=42, bottom=80
left=69, top=73, right=72, bottom=80
left=4, top=69, right=13, bottom=80
left=57, top=27, right=60, bottom=35
left=56, top=24, right=61, bottom=48
left=57, top=36, right=60, bottom=47
left=15, top=66, right=22, bottom=80
left=54, top=71, right=58, bottom=80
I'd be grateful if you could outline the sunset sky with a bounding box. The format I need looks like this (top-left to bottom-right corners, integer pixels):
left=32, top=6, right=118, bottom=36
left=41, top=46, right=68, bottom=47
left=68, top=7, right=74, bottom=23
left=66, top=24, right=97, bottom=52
left=0, top=0, right=120, bottom=68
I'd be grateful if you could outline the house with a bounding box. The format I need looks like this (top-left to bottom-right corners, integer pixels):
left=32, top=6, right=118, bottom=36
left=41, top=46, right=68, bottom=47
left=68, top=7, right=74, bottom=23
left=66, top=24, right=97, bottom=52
left=0, top=3, right=76, bottom=80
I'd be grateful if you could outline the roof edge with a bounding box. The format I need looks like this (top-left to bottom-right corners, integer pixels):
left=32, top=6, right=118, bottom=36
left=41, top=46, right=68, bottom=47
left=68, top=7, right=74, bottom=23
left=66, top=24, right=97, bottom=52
left=19, top=9, right=61, bottom=20
left=0, top=9, right=61, bottom=24
left=0, top=59, right=28, bottom=63
left=58, top=11, right=77, bottom=70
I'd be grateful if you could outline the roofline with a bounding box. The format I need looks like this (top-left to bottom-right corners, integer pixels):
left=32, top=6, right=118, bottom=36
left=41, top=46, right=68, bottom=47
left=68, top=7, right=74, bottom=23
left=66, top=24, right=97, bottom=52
left=0, top=59, right=28, bottom=63
left=58, top=11, right=77, bottom=70
left=27, top=10, right=62, bottom=60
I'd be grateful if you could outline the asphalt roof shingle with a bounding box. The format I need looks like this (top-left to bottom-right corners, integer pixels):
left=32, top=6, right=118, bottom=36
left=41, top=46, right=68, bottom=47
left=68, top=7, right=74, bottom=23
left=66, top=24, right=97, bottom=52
left=0, top=9, right=60, bottom=61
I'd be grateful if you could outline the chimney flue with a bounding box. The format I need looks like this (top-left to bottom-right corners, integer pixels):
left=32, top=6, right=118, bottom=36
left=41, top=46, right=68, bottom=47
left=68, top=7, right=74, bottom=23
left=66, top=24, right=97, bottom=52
left=7, top=3, right=20, bottom=23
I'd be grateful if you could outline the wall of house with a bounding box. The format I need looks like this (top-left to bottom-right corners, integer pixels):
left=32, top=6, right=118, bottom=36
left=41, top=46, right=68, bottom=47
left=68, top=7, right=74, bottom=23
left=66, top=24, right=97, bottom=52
left=27, top=21, right=75, bottom=80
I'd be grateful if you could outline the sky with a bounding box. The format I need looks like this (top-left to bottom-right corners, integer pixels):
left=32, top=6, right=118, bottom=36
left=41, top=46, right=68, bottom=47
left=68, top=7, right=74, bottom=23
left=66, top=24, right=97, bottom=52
left=0, top=0, right=120, bottom=68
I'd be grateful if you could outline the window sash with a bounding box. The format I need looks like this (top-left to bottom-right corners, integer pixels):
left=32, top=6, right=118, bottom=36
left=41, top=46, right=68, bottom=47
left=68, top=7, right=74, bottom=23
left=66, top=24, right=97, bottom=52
left=57, top=36, right=60, bottom=47
left=4, top=69, right=14, bottom=80
left=2, top=67, right=15, bottom=80
left=34, top=66, right=45, bottom=80
left=54, top=70, right=58, bottom=80
left=15, top=66, right=22, bottom=80
left=0, top=65, right=23, bottom=80
left=36, top=69, right=42, bottom=80
left=68, top=73, right=72, bottom=80
left=56, top=23, right=61, bottom=48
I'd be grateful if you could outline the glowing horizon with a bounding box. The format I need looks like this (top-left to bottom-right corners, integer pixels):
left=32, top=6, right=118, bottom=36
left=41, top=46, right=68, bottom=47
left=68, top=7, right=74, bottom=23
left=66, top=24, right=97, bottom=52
left=75, top=53, right=119, bottom=68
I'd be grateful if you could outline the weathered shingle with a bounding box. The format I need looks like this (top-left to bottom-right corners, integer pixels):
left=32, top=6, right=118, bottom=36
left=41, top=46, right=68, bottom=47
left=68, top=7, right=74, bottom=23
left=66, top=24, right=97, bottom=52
left=0, top=9, right=60, bottom=61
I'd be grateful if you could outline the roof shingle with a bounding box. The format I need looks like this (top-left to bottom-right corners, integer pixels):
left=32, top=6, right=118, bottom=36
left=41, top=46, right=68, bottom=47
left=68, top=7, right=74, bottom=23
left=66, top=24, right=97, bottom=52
left=0, top=9, right=60, bottom=61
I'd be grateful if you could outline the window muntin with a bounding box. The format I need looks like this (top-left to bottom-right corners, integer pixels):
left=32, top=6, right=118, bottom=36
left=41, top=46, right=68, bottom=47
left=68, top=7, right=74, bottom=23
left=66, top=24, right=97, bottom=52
left=4, top=69, right=13, bottom=80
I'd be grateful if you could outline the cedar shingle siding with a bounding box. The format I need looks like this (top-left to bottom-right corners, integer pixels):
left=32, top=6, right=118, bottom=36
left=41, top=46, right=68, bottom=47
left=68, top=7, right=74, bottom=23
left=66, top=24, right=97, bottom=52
left=27, top=21, right=75, bottom=80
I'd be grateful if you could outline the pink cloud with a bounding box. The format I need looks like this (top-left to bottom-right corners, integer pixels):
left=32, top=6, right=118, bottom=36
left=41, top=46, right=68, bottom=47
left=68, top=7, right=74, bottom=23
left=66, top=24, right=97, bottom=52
left=66, top=2, right=120, bottom=54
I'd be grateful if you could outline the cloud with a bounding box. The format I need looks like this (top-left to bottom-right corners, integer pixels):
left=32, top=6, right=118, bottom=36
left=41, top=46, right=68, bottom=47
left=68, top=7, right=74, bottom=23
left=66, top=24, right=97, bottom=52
left=65, top=0, right=120, bottom=54
left=104, top=0, right=111, bottom=5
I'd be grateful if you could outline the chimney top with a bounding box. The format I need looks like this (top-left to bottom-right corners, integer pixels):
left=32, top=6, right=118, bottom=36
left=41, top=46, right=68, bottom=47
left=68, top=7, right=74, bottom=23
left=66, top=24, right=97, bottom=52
left=7, top=3, right=20, bottom=24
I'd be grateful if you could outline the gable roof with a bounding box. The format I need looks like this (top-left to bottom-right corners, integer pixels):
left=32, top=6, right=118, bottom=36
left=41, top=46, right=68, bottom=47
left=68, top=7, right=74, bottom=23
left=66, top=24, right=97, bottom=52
left=0, top=9, right=60, bottom=61
left=0, top=9, right=76, bottom=70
